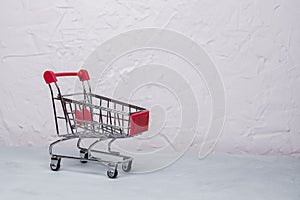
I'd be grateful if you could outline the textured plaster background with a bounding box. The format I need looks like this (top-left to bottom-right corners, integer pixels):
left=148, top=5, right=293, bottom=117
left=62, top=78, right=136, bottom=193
left=0, top=0, right=299, bottom=157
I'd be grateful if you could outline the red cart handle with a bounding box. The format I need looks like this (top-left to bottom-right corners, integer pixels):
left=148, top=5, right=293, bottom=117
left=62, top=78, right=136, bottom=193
left=43, top=69, right=90, bottom=84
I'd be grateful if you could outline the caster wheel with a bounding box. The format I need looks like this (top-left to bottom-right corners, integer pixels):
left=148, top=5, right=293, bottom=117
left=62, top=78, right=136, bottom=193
left=122, top=160, right=132, bottom=172
left=50, top=157, right=61, bottom=171
left=107, top=169, right=118, bottom=179
left=80, top=149, right=89, bottom=163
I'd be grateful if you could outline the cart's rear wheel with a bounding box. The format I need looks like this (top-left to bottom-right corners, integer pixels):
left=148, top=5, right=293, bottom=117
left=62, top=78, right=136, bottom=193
left=80, top=149, right=89, bottom=163
left=107, top=169, right=118, bottom=179
left=50, top=156, right=61, bottom=171
left=122, top=160, right=132, bottom=172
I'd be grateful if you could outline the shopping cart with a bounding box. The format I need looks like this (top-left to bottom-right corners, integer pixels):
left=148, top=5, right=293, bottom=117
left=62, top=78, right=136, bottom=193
left=43, top=69, right=149, bottom=178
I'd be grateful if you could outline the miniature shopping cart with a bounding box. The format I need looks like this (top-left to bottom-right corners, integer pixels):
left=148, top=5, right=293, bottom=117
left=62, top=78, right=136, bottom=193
left=43, top=69, right=149, bottom=178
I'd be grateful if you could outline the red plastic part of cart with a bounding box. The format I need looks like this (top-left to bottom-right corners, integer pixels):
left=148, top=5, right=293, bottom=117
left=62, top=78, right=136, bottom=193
left=74, top=108, right=92, bottom=125
left=129, top=110, right=150, bottom=136
left=43, top=69, right=90, bottom=84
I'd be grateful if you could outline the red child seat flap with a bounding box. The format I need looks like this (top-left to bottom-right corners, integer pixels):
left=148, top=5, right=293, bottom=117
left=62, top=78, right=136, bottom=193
left=74, top=108, right=92, bottom=125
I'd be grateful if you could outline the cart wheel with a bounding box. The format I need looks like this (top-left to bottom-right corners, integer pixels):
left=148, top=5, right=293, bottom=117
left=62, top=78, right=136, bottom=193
left=107, top=169, right=118, bottom=179
left=80, top=149, right=89, bottom=163
left=50, top=157, right=61, bottom=171
left=122, top=160, right=132, bottom=172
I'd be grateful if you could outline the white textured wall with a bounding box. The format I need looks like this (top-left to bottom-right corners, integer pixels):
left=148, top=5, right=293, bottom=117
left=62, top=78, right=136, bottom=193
left=0, top=0, right=299, bottom=157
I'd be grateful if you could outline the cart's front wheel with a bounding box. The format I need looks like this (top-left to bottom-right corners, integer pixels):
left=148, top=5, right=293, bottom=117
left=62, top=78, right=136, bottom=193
left=80, top=149, right=89, bottom=163
left=107, top=169, right=118, bottom=179
left=50, top=156, right=61, bottom=171
left=122, top=160, right=132, bottom=172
